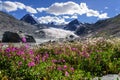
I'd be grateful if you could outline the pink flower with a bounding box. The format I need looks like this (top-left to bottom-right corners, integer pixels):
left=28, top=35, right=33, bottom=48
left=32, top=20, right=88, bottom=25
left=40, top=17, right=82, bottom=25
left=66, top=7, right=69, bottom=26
left=71, top=47, right=77, bottom=51
left=22, top=37, right=26, bottom=43
left=82, top=51, right=90, bottom=58
left=52, top=59, right=57, bottom=63
left=5, top=47, right=11, bottom=52
left=42, top=53, right=49, bottom=62
left=85, top=53, right=90, bottom=58
left=28, top=61, right=35, bottom=67
left=62, top=59, right=66, bottom=63
left=25, top=44, right=29, bottom=49
left=35, top=55, right=40, bottom=62
left=45, top=53, right=49, bottom=58
left=57, top=66, right=62, bottom=71
left=42, top=57, right=46, bottom=62
left=63, top=65, right=67, bottom=69
left=17, top=51, right=24, bottom=55
left=65, top=71, right=69, bottom=76
left=29, top=49, right=34, bottom=54
left=70, top=67, right=74, bottom=72
left=18, top=61, right=22, bottom=66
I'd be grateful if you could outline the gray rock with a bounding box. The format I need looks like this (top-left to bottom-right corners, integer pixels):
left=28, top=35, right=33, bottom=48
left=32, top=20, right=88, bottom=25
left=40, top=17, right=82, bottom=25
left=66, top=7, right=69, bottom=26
left=2, top=31, right=36, bottom=43
left=2, top=31, right=21, bottom=43
left=93, top=74, right=120, bottom=80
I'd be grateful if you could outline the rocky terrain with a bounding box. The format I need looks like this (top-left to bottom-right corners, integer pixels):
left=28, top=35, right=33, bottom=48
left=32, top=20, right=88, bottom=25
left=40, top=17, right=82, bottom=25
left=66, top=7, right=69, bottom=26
left=1, top=11, right=120, bottom=43
left=0, top=11, right=37, bottom=37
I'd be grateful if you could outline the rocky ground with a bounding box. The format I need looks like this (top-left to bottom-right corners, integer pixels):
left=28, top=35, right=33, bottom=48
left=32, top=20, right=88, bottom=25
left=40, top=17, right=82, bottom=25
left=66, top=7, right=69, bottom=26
left=93, top=74, right=120, bottom=80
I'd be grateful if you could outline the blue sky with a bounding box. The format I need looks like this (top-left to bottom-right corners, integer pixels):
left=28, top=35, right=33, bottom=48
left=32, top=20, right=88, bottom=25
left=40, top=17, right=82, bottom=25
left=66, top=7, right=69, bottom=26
left=1, top=0, right=120, bottom=24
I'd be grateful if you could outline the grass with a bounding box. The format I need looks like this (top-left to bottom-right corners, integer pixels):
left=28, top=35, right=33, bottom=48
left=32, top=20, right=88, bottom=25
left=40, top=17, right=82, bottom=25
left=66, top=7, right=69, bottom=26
left=0, top=37, right=120, bottom=80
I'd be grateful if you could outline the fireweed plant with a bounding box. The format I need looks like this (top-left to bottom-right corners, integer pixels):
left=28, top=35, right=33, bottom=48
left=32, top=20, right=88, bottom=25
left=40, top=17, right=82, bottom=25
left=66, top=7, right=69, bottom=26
left=0, top=37, right=120, bottom=80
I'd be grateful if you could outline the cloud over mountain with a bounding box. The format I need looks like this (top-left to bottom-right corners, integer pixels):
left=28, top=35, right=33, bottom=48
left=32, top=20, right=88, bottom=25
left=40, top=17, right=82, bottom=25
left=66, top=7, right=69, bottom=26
left=2, top=1, right=37, bottom=14
left=37, top=1, right=109, bottom=19
left=38, top=16, right=68, bottom=24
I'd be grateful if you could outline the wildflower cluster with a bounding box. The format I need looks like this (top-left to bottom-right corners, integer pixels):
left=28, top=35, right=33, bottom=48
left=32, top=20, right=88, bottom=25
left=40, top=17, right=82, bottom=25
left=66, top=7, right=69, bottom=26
left=0, top=38, right=120, bottom=80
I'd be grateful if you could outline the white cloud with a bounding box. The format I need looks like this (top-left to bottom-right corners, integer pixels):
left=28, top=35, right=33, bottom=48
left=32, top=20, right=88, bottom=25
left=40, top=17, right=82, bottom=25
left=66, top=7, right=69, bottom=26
left=86, top=9, right=109, bottom=19
left=71, top=15, right=78, bottom=19
left=98, top=13, right=109, bottom=19
left=2, top=1, right=37, bottom=14
left=63, top=15, right=78, bottom=19
left=37, top=1, right=81, bottom=15
left=37, top=1, right=109, bottom=19
left=25, top=6, right=37, bottom=13
left=38, top=16, right=68, bottom=25
left=36, top=7, right=47, bottom=12
left=63, top=16, right=70, bottom=19
left=3, top=1, right=18, bottom=12
left=86, top=9, right=99, bottom=17
left=15, top=2, right=25, bottom=10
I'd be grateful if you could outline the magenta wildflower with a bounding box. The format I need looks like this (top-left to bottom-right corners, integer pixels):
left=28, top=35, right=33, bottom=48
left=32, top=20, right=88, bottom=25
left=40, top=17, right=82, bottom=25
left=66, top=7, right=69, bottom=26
left=29, top=49, right=34, bottom=54
left=5, top=47, right=11, bottom=52
left=57, top=66, right=62, bottom=71
left=71, top=47, right=77, bottom=51
left=70, top=67, right=74, bottom=72
left=35, top=55, right=40, bottom=63
left=52, top=59, right=57, bottom=63
left=22, top=37, right=26, bottom=43
left=45, top=53, right=49, bottom=58
left=65, top=71, right=69, bottom=77
left=25, top=44, right=29, bottom=49
left=28, top=61, right=35, bottom=67
left=42, top=53, right=49, bottom=62
left=62, top=59, right=66, bottom=62
left=18, top=61, right=22, bottom=66
left=63, top=65, right=67, bottom=69
left=17, top=51, right=24, bottom=55
left=42, top=57, right=46, bottom=62
left=7, top=53, right=11, bottom=57
left=82, top=51, right=90, bottom=58
left=85, top=53, right=90, bottom=58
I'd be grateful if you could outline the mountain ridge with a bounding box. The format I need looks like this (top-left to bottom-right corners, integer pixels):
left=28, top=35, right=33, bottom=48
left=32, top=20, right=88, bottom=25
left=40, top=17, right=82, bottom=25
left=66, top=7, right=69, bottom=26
left=1, top=11, right=120, bottom=39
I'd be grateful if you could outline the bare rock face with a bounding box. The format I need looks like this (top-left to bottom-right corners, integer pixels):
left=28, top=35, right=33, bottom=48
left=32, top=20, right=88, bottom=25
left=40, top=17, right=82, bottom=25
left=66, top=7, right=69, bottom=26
left=2, top=31, right=21, bottom=43
left=20, top=14, right=39, bottom=25
left=64, top=19, right=81, bottom=31
left=2, top=31, right=36, bottom=43
left=0, top=11, right=37, bottom=36
left=25, top=34, right=36, bottom=43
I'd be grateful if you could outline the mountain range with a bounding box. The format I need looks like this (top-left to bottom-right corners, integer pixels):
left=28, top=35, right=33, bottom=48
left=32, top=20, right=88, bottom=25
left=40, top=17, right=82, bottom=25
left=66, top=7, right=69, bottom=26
left=0, top=11, right=38, bottom=38
left=0, top=11, right=120, bottom=40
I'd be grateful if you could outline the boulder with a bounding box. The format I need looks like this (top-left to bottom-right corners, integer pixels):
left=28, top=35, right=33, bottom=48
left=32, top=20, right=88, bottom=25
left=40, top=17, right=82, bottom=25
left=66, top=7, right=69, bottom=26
left=2, top=31, right=36, bottom=43
left=25, top=34, right=36, bottom=43
left=2, top=31, right=21, bottom=42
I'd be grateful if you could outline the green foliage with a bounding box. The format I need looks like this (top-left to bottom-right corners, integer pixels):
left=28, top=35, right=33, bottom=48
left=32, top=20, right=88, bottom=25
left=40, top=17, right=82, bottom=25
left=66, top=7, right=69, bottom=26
left=0, top=38, right=120, bottom=79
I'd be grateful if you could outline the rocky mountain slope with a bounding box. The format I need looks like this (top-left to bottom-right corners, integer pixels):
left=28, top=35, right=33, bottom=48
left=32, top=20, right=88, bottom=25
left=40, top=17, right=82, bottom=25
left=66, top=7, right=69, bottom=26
left=0, top=12, right=78, bottom=40
left=20, top=14, right=66, bottom=29
left=89, top=14, right=120, bottom=37
left=20, top=14, right=39, bottom=25
left=1, top=11, right=120, bottom=40
left=64, top=19, right=83, bottom=31
left=0, top=11, right=38, bottom=37
left=67, top=14, right=120, bottom=38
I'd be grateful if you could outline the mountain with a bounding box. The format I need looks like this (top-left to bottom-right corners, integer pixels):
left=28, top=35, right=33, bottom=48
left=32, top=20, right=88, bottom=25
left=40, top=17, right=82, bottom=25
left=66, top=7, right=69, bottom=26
left=75, top=14, right=120, bottom=38
left=20, top=14, right=39, bottom=25
left=0, top=11, right=37, bottom=38
left=64, top=19, right=83, bottom=31
left=2, top=11, right=120, bottom=41
left=0, top=12, right=78, bottom=41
